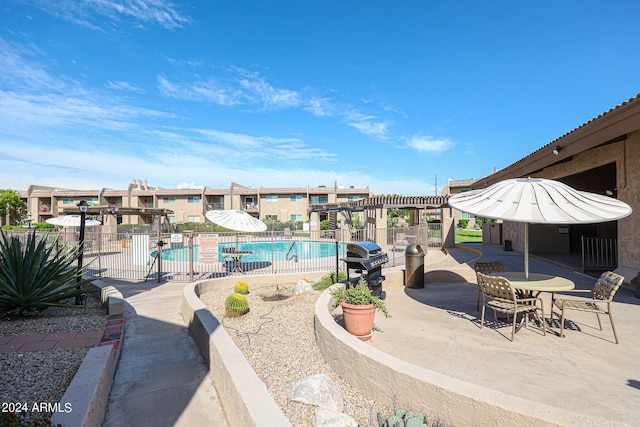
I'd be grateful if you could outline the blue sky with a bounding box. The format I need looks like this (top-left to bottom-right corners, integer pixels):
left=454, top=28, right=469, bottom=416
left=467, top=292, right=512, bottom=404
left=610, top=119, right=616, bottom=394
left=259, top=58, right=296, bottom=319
left=1, top=1, right=639, bottom=195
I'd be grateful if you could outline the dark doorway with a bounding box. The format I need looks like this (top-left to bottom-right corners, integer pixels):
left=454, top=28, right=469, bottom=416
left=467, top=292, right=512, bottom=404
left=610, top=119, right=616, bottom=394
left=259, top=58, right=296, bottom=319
left=560, top=163, right=618, bottom=254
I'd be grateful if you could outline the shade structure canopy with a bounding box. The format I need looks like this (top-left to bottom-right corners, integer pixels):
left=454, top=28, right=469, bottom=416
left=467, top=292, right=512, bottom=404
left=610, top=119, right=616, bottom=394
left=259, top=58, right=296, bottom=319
left=46, top=215, right=102, bottom=227
left=448, top=178, right=633, bottom=278
left=205, top=210, right=267, bottom=232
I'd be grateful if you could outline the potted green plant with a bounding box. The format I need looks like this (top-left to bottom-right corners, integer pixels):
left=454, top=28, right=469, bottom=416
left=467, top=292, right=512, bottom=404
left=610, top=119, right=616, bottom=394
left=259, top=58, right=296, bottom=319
left=330, top=278, right=390, bottom=341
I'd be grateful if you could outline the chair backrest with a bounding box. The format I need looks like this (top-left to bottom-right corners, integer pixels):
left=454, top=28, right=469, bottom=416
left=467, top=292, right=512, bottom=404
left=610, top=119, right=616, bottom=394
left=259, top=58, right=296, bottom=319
left=477, top=272, right=516, bottom=301
left=474, top=261, right=505, bottom=274
left=592, top=271, right=624, bottom=301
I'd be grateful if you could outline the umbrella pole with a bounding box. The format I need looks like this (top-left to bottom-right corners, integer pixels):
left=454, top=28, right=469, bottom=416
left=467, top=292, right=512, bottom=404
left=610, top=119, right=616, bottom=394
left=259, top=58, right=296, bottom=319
left=524, top=222, right=529, bottom=280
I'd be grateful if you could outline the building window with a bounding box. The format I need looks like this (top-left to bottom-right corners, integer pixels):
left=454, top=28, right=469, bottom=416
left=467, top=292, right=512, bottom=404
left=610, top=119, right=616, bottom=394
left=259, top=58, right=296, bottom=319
left=461, top=212, right=476, bottom=219
left=244, top=197, right=258, bottom=210
left=265, top=195, right=278, bottom=203
left=188, top=196, right=201, bottom=203
left=347, top=196, right=360, bottom=201
left=187, top=215, right=201, bottom=222
left=290, top=214, right=303, bottom=221
left=169, top=216, right=176, bottom=223
left=265, top=214, right=278, bottom=221
left=86, top=197, right=99, bottom=205
left=290, top=195, right=302, bottom=202
left=162, top=197, right=176, bottom=203
left=62, top=198, right=75, bottom=204
left=311, top=196, right=328, bottom=204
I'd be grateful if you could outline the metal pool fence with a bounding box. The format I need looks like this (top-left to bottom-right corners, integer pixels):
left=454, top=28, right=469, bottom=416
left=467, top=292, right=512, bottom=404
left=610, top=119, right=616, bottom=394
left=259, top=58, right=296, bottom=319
left=3, top=223, right=442, bottom=282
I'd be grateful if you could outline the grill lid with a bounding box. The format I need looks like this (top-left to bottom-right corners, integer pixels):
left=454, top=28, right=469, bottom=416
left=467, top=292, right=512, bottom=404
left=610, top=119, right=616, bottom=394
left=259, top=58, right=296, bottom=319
left=346, top=241, right=382, bottom=259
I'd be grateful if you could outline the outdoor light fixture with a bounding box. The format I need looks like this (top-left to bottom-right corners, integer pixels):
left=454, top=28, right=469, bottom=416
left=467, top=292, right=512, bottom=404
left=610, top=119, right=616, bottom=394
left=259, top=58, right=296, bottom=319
left=76, top=200, right=89, bottom=305
left=552, top=146, right=562, bottom=155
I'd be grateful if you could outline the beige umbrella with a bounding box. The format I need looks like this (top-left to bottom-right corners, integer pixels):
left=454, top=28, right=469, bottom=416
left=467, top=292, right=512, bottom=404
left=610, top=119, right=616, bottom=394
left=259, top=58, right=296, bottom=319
left=448, top=177, right=632, bottom=278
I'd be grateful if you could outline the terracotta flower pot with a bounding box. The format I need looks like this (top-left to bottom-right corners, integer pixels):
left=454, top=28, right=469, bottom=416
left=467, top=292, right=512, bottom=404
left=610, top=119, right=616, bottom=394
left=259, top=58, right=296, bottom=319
left=341, top=302, right=376, bottom=341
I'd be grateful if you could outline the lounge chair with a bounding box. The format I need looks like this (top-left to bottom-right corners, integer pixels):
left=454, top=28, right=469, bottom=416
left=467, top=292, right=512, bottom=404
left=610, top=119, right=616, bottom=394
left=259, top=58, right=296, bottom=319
left=551, top=271, right=624, bottom=344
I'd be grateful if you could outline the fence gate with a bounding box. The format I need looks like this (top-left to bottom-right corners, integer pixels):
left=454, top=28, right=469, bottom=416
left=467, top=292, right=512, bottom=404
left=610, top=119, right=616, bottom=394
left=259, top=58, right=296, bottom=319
left=582, top=236, right=618, bottom=271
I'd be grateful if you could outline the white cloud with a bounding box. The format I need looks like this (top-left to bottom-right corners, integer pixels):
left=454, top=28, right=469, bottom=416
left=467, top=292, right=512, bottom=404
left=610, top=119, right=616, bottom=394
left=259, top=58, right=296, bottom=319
left=34, top=0, right=190, bottom=30
left=304, top=97, right=333, bottom=117
left=344, top=111, right=391, bottom=139
left=0, top=38, right=60, bottom=91
left=176, top=182, right=205, bottom=190
left=106, top=80, right=145, bottom=93
left=238, top=76, right=302, bottom=110
left=158, top=72, right=301, bottom=110
left=157, top=75, right=242, bottom=106
left=407, top=136, right=454, bottom=153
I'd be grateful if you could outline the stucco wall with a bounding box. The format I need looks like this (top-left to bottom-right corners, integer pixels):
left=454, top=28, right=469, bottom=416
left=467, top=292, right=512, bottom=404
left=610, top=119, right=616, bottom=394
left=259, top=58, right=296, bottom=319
left=525, top=132, right=639, bottom=270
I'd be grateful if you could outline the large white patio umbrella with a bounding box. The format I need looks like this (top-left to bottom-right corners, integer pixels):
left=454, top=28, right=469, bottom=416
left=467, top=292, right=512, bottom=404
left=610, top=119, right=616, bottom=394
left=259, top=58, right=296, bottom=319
left=448, top=177, right=632, bottom=278
left=46, top=215, right=102, bottom=227
left=205, top=210, right=267, bottom=232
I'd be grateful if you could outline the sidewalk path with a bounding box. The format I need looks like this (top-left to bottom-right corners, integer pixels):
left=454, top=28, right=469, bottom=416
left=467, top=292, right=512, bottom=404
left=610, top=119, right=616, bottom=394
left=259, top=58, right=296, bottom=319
left=101, top=279, right=228, bottom=427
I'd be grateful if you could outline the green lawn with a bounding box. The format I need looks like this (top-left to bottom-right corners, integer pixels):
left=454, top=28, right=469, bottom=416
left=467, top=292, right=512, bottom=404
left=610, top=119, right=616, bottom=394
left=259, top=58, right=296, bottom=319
left=455, top=229, right=482, bottom=243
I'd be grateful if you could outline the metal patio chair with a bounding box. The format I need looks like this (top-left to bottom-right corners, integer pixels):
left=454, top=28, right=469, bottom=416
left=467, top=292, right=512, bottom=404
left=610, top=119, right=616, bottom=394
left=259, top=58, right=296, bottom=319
left=474, top=261, right=505, bottom=311
left=551, top=271, right=624, bottom=344
left=477, top=272, right=546, bottom=342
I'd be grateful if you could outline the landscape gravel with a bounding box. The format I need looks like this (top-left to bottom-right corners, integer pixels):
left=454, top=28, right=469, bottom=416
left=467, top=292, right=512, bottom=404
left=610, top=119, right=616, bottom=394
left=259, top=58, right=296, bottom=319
left=0, top=294, right=108, bottom=423
left=200, top=281, right=393, bottom=427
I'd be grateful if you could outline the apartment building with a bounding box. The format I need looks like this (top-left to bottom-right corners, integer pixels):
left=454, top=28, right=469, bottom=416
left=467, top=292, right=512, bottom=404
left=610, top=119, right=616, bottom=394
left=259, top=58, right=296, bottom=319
left=440, top=178, right=478, bottom=228
left=19, top=180, right=371, bottom=227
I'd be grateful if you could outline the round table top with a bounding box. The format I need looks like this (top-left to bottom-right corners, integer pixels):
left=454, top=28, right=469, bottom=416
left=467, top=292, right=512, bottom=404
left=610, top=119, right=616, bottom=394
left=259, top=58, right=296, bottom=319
left=488, top=272, right=575, bottom=292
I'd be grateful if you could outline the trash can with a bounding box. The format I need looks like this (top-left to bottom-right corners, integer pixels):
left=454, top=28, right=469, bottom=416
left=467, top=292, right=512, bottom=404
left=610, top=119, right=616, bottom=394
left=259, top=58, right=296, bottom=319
left=405, top=244, right=425, bottom=289
left=503, top=239, right=513, bottom=251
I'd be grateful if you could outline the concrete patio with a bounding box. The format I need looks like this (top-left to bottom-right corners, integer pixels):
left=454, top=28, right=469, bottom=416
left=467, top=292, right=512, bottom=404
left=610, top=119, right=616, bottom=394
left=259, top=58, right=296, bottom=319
left=353, top=244, right=640, bottom=426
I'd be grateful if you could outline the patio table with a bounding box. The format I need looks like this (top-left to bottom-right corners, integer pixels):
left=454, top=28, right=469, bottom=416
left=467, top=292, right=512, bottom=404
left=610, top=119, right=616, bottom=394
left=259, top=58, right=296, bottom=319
left=222, top=250, right=252, bottom=273
left=489, top=272, right=575, bottom=297
left=488, top=272, right=575, bottom=331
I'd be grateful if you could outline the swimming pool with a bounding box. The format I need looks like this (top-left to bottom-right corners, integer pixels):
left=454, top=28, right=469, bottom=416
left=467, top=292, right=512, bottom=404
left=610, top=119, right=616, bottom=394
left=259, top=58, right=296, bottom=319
left=152, top=240, right=346, bottom=262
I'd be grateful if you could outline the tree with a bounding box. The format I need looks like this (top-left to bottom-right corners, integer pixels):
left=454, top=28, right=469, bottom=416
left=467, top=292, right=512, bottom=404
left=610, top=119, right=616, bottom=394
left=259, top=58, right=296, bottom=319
left=0, top=189, right=26, bottom=225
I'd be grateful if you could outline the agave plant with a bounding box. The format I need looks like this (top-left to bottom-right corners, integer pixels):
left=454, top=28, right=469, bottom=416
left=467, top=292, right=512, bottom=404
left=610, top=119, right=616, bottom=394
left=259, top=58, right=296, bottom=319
left=0, top=230, right=95, bottom=317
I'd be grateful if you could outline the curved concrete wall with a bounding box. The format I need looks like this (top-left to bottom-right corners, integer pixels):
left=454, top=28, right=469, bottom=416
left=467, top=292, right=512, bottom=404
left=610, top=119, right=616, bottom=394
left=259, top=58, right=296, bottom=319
left=314, top=283, right=616, bottom=427
left=182, top=274, right=318, bottom=427
left=51, top=279, right=125, bottom=427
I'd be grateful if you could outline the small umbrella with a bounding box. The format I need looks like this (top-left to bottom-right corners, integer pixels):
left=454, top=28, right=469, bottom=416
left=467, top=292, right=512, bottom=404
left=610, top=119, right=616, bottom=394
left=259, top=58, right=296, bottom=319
left=46, top=215, right=102, bottom=227
left=205, top=210, right=267, bottom=232
left=448, top=177, right=632, bottom=278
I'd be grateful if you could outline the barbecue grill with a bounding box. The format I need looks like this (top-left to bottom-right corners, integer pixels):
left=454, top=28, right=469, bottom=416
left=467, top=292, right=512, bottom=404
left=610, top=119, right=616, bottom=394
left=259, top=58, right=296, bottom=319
left=342, top=241, right=389, bottom=298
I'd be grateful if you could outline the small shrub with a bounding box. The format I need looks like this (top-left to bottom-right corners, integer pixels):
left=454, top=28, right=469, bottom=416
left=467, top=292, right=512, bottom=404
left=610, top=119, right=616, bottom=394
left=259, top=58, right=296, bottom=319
left=234, top=281, right=249, bottom=294
left=313, top=271, right=347, bottom=291
left=225, top=293, right=249, bottom=317
left=458, top=219, right=469, bottom=229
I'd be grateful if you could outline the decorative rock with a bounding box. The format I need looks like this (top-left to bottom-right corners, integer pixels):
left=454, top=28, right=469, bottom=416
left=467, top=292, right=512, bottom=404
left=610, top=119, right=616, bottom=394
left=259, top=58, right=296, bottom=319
left=314, top=407, right=358, bottom=427
left=290, top=373, right=344, bottom=412
left=292, top=279, right=315, bottom=295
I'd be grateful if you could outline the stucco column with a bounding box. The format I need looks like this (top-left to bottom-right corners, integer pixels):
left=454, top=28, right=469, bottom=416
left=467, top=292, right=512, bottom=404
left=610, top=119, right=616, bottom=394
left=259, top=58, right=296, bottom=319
left=441, top=207, right=455, bottom=248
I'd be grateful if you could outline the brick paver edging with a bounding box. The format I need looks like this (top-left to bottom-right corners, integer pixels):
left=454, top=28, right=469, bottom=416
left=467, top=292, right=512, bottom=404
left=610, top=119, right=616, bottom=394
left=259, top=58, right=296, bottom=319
left=0, top=313, right=125, bottom=354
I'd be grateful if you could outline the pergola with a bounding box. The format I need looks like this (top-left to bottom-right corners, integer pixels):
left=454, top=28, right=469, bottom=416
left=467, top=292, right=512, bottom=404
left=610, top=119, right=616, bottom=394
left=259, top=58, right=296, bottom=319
left=308, top=195, right=454, bottom=247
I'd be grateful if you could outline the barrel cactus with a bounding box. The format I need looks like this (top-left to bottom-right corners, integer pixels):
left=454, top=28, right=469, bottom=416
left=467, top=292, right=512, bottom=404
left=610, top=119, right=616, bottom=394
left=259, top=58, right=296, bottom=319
left=234, top=281, right=249, bottom=294
left=225, top=293, right=249, bottom=317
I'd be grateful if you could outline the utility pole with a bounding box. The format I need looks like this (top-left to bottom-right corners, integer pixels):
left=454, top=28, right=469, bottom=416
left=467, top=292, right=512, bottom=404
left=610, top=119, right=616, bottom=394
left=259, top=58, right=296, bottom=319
left=434, top=175, right=438, bottom=196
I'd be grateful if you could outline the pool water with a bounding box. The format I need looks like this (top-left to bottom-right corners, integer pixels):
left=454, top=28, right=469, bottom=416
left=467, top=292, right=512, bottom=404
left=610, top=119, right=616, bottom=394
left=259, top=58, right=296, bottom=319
left=153, top=240, right=345, bottom=262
